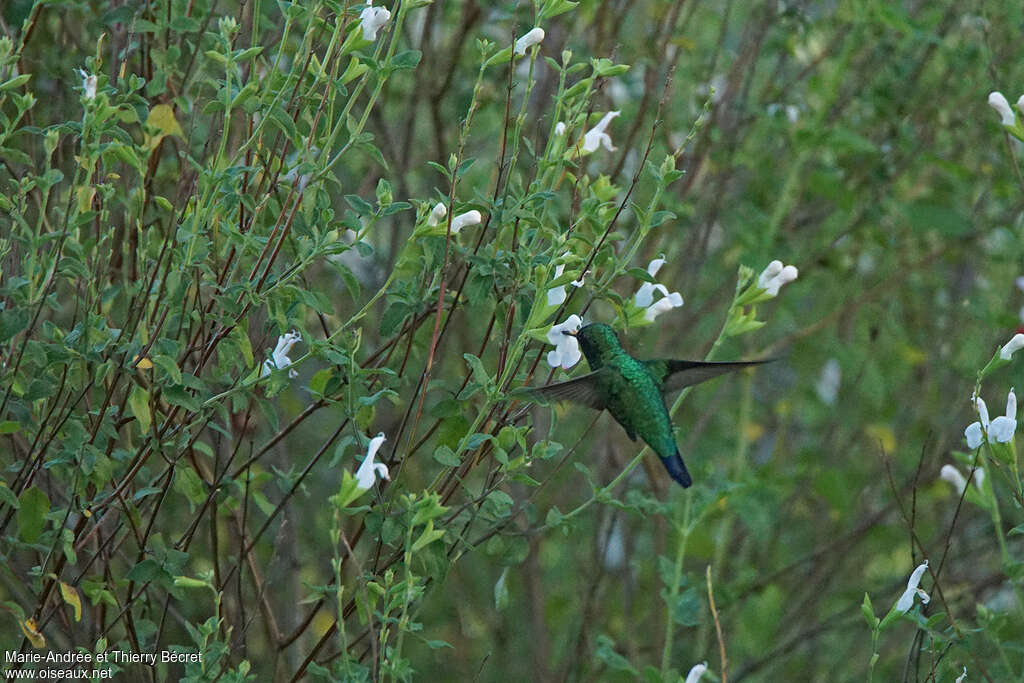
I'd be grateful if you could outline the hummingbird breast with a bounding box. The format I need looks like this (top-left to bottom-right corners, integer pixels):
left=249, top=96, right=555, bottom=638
left=599, top=355, right=677, bottom=459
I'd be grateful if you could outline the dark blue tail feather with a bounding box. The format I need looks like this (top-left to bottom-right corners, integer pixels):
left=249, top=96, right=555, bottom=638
left=659, top=452, right=692, bottom=488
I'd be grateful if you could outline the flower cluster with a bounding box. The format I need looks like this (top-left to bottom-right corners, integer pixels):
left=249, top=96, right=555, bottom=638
left=988, top=91, right=1024, bottom=128
left=359, top=2, right=391, bottom=42
left=355, top=433, right=390, bottom=490
left=1000, top=333, right=1024, bottom=361
left=514, top=27, right=545, bottom=56
left=450, top=210, right=482, bottom=233
left=261, top=330, right=302, bottom=378
left=581, top=111, right=620, bottom=154
left=894, top=560, right=930, bottom=613
left=634, top=257, right=683, bottom=322
left=78, top=69, right=97, bottom=101
left=427, top=202, right=447, bottom=226
left=756, top=260, right=799, bottom=298
left=546, top=314, right=582, bottom=369
left=964, top=389, right=1016, bottom=449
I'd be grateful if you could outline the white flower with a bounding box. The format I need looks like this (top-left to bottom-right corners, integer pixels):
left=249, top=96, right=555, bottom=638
left=1015, top=276, right=1024, bottom=293
left=261, top=330, right=302, bottom=378
left=956, top=666, right=967, bottom=683
left=989, top=91, right=1016, bottom=127
left=989, top=388, right=1017, bottom=443
left=634, top=258, right=684, bottom=321
left=355, top=433, right=390, bottom=489
left=450, top=210, right=482, bottom=234
left=546, top=314, right=582, bottom=369
left=78, top=69, right=97, bottom=100
left=964, top=394, right=989, bottom=449
left=547, top=260, right=587, bottom=306
left=548, top=264, right=568, bottom=306
left=514, top=27, right=545, bottom=56
left=757, top=260, right=799, bottom=297
left=940, top=464, right=986, bottom=495
left=427, top=202, right=447, bottom=226
left=999, top=333, right=1024, bottom=360
left=581, top=111, right=620, bottom=154
left=644, top=294, right=684, bottom=322
left=964, top=422, right=983, bottom=449
left=554, top=121, right=567, bottom=135
left=1018, top=95, right=1024, bottom=117
left=684, top=662, right=708, bottom=683
left=815, top=358, right=841, bottom=404
left=940, top=465, right=968, bottom=494
left=894, top=559, right=930, bottom=613
left=359, top=3, right=391, bottom=42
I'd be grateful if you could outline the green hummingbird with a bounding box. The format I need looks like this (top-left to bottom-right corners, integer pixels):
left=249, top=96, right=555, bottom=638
left=532, top=323, right=766, bottom=488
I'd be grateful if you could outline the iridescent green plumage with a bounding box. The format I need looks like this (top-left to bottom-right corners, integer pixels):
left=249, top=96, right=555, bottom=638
left=532, top=323, right=766, bottom=488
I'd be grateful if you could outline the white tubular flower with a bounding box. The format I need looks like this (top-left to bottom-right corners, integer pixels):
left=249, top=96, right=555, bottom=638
left=548, top=264, right=568, bottom=306
left=940, top=465, right=968, bottom=494
left=78, top=69, right=97, bottom=100
left=581, top=111, right=620, bottom=154
left=1018, top=95, right=1024, bottom=117
left=450, top=210, right=482, bottom=234
left=964, top=422, right=983, bottom=449
left=634, top=258, right=683, bottom=321
left=359, top=3, right=391, bottom=42
left=1000, top=333, right=1024, bottom=360
left=815, top=358, right=841, bottom=404
left=964, top=393, right=990, bottom=449
left=989, top=388, right=1017, bottom=443
left=514, top=27, right=545, bottom=56
left=355, top=433, right=390, bottom=490
left=634, top=258, right=666, bottom=307
left=427, top=202, right=447, bottom=226
left=261, top=330, right=302, bottom=378
left=955, top=667, right=967, bottom=683
left=973, top=467, right=985, bottom=489
left=757, top=260, right=799, bottom=297
left=644, top=293, right=684, bottom=322
left=894, top=559, right=930, bottom=613
left=684, top=662, right=708, bottom=683
left=988, top=91, right=1015, bottom=127
left=546, top=314, right=582, bottom=369
left=554, top=121, right=567, bottom=136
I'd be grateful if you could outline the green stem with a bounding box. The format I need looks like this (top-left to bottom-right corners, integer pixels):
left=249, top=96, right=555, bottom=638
left=660, top=494, right=693, bottom=676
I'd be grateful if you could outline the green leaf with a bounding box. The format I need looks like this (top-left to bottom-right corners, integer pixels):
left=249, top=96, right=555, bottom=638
left=128, top=387, right=151, bottom=434
left=0, top=74, right=32, bottom=92
left=390, top=50, right=422, bottom=70
left=594, top=635, right=637, bottom=674
left=0, top=421, right=20, bottom=435
left=345, top=194, right=375, bottom=216
left=17, top=486, right=50, bottom=543
left=151, top=354, right=182, bottom=384
left=433, top=446, right=460, bottom=467
left=126, top=559, right=162, bottom=583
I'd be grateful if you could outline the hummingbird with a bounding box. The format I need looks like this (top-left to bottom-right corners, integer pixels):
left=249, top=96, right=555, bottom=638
left=531, top=323, right=766, bottom=488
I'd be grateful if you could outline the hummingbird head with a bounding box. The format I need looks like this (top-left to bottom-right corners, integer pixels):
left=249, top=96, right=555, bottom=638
left=574, top=323, right=623, bottom=369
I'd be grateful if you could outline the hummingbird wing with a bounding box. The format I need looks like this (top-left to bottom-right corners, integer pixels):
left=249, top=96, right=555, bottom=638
left=523, top=369, right=611, bottom=410
left=645, top=359, right=770, bottom=395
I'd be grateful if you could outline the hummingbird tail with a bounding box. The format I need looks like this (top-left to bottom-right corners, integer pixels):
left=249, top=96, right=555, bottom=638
left=659, top=452, right=692, bottom=488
